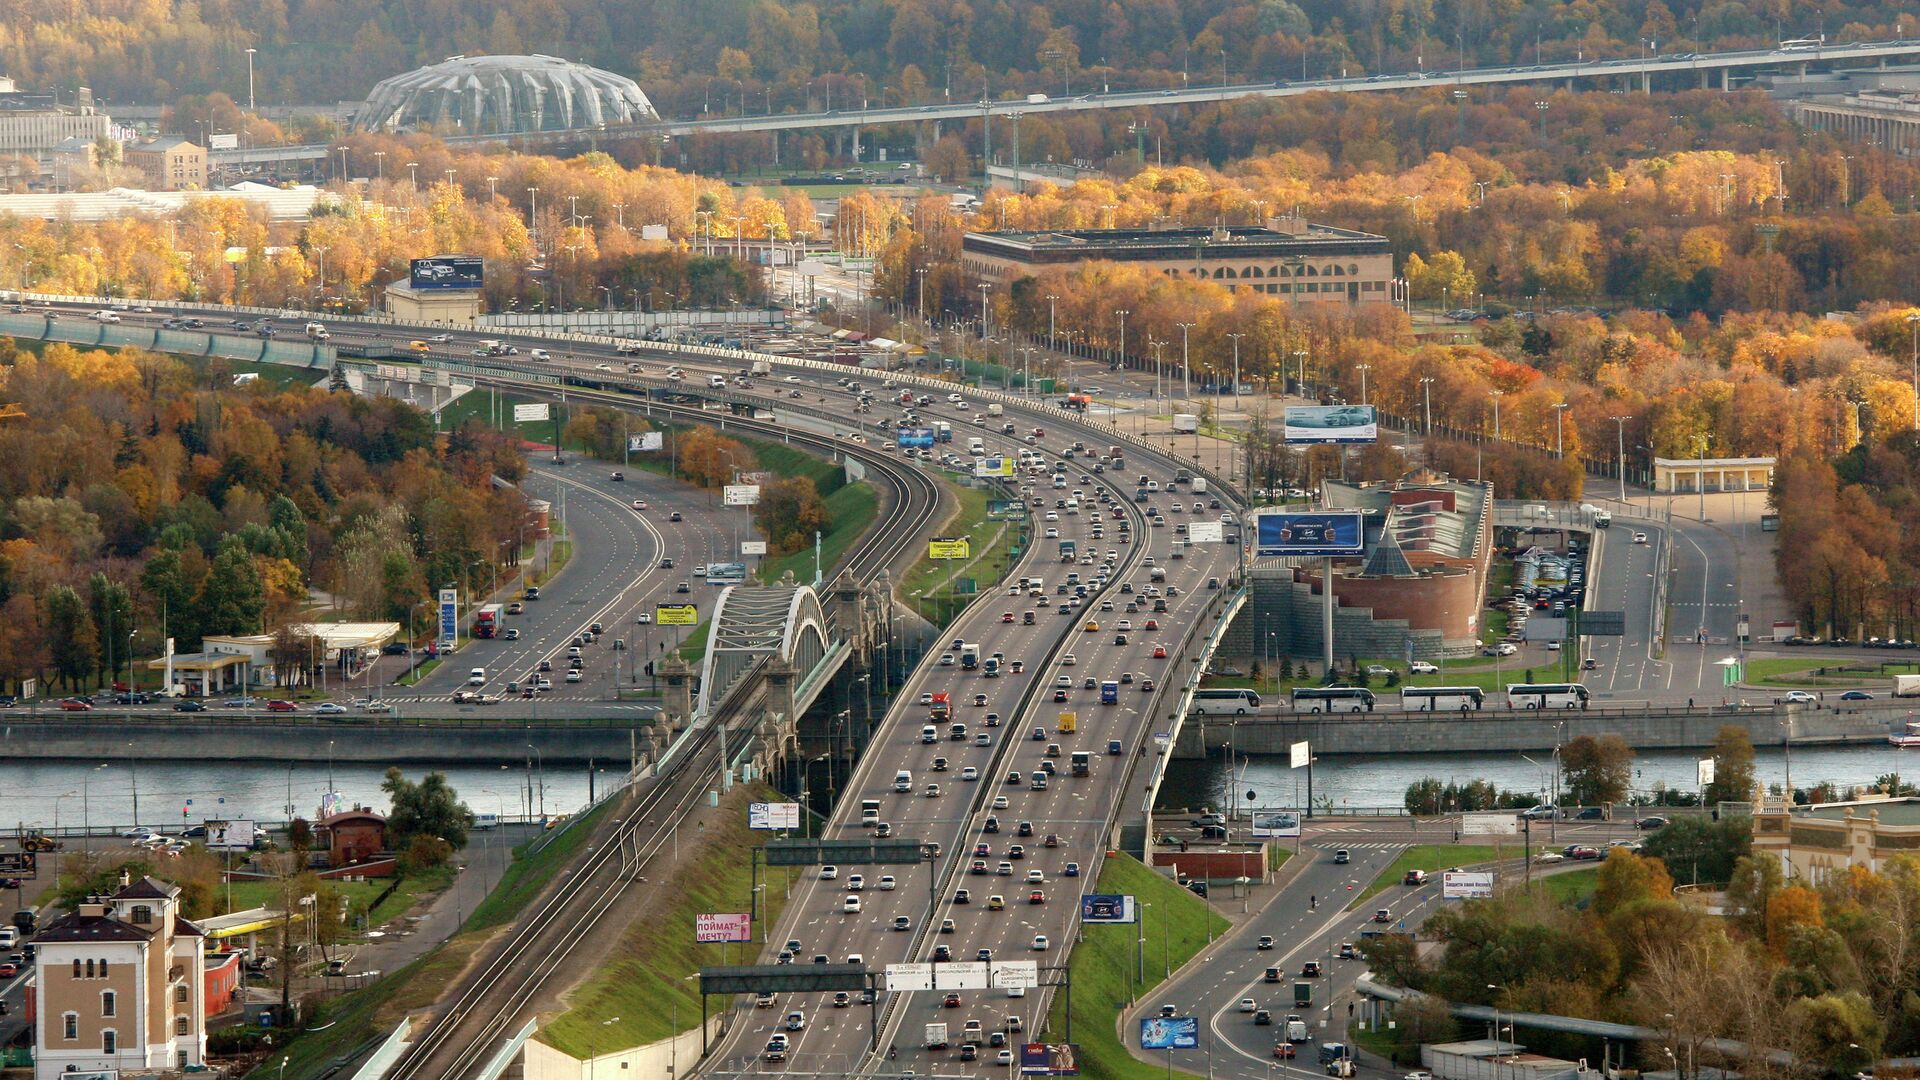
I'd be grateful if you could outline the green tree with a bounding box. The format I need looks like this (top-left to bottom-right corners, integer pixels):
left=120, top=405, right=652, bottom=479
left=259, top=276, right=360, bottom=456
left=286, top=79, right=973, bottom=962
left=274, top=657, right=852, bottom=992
left=198, top=539, right=266, bottom=637
left=1560, top=734, right=1633, bottom=807
left=1787, top=991, right=1883, bottom=1075
left=1703, top=725, right=1758, bottom=805
left=381, top=767, right=472, bottom=853
left=1593, top=849, right=1676, bottom=917
left=267, top=495, right=311, bottom=572
left=1641, top=814, right=1753, bottom=887
left=1405, top=777, right=1443, bottom=815
left=44, top=584, right=99, bottom=691
left=1724, top=852, right=1784, bottom=938
left=86, top=572, right=134, bottom=686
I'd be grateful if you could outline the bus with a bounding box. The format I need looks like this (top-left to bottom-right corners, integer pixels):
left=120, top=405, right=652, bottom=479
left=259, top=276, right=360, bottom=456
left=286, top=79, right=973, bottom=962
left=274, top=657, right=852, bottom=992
left=1506, top=683, right=1591, bottom=710
left=1192, top=688, right=1262, bottom=715
left=1400, top=686, right=1486, bottom=711
left=1778, top=37, right=1823, bottom=51
left=1290, top=687, right=1376, bottom=713
left=705, top=562, right=748, bottom=585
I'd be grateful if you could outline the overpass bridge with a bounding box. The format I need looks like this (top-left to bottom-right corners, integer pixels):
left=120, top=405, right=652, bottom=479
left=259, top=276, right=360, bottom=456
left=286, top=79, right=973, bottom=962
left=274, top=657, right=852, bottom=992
left=211, top=38, right=1920, bottom=170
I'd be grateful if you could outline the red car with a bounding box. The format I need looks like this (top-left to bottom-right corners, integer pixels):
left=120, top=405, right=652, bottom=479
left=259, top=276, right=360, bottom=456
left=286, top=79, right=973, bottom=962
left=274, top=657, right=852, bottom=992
left=1029, top=890, right=1046, bottom=905
left=943, top=993, right=962, bottom=1008
left=59, top=699, right=92, bottom=711
left=0, top=961, right=17, bottom=977
left=266, top=700, right=298, bottom=712
left=1144, top=619, right=1160, bottom=631
left=1152, top=645, right=1168, bottom=659
left=1273, top=1043, right=1296, bottom=1059
left=1001, top=612, right=1015, bottom=623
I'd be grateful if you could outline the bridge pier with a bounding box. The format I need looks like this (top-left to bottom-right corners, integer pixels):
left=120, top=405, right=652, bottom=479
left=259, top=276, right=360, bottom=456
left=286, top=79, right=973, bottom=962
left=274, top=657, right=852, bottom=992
left=660, top=656, right=694, bottom=732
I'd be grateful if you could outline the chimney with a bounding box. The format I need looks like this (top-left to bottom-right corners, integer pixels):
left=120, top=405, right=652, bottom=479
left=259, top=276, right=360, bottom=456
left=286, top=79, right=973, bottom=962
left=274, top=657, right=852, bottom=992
left=79, top=902, right=108, bottom=918
left=120, top=869, right=131, bottom=888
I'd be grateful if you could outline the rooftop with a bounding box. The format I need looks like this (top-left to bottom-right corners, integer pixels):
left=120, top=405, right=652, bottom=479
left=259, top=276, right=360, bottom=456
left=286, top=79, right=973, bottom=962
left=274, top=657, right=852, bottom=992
left=0, top=183, right=342, bottom=222
left=964, top=220, right=1392, bottom=261
left=35, top=912, right=152, bottom=944
left=1799, top=796, right=1920, bottom=826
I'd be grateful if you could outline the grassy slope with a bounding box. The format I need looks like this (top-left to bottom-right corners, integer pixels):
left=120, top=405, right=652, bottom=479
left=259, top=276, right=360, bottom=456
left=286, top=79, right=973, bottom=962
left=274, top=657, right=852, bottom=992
left=899, top=478, right=1020, bottom=625
left=1350, top=845, right=1509, bottom=906
left=1042, top=854, right=1229, bottom=1080
left=536, top=784, right=792, bottom=1057
left=465, top=801, right=617, bottom=931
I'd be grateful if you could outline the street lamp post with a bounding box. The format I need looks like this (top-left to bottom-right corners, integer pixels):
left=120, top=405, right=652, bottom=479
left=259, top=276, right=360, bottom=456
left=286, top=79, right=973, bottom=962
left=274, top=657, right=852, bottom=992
left=1227, top=333, right=1244, bottom=401
left=1553, top=401, right=1571, bottom=457
left=1610, top=415, right=1633, bottom=499
left=1115, top=309, right=1130, bottom=372
left=1421, top=377, right=1436, bottom=435
left=1907, top=312, right=1920, bottom=430
left=1176, top=321, right=1195, bottom=403
left=1355, top=363, right=1371, bottom=406
left=246, top=48, right=257, bottom=112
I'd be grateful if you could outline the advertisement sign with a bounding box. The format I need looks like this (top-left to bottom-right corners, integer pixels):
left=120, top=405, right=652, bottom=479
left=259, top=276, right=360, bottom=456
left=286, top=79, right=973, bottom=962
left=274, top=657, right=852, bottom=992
left=1284, top=404, right=1378, bottom=444
left=654, top=604, right=699, bottom=626
left=741, top=541, right=769, bottom=556
left=987, top=499, right=1026, bottom=519
left=1139, top=1017, right=1199, bottom=1050
left=1251, top=810, right=1301, bottom=838
left=723, top=484, right=762, bottom=506
left=1290, top=740, right=1311, bottom=769
left=1697, top=758, right=1716, bottom=787
left=974, top=456, right=1015, bottom=478
left=1442, top=871, right=1496, bottom=899
left=1254, top=512, right=1365, bottom=557
left=897, top=426, right=936, bottom=448
left=640, top=224, right=669, bottom=241
left=209, top=132, right=239, bottom=150
left=1188, top=521, right=1225, bottom=543
left=205, top=820, right=256, bottom=851
left=1079, top=894, right=1137, bottom=924
left=1022, top=1044, right=1080, bottom=1076
left=694, top=913, right=752, bottom=943
left=1459, top=812, right=1519, bottom=837
left=0, top=852, right=38, bottom=878
left=928, top=538, right=971, bottom=560
left=408, top=255, right=485, bottom=291
left=513, top=403, right=550, bottom=423
left=748, top=802, right=801, bottom=830
left=438, top=588, right=459, bottom=643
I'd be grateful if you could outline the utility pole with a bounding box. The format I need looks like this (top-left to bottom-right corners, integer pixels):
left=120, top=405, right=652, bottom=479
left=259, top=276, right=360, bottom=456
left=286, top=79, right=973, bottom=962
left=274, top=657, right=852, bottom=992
left=1610, top=415, right=1633, bottom=500
left=1227, top=333, right=1244, bottom=402
left=1176, top=322, right=1195, bottom=404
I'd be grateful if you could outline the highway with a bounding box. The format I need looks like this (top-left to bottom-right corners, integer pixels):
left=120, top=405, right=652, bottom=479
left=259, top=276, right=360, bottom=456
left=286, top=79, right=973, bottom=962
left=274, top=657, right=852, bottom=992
left=208, top=39, right=1920, bottom=167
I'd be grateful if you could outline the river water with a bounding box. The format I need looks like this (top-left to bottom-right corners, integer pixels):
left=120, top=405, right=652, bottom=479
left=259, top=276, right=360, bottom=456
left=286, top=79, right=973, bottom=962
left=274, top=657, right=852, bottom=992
left=1, top=742, right=1906, bottom=833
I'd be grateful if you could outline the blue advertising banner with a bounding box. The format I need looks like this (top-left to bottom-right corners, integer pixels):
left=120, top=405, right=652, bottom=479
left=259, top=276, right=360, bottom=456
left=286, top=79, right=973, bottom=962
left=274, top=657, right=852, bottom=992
left=1079, top=894, right=1137, bottom=923
left=1254, top=512, right=1365, bottom=557
left=438, top=588, right=459, bottom=642
left=409, top=256, right=485, bottom=291
left=1139, top=1017, right=1198, bottom=1050
left=897, top=426, right=936, bottom=448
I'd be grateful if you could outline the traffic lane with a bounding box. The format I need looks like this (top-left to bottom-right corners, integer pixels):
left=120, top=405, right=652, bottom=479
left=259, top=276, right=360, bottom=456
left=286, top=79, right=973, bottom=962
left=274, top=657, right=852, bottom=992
left=1588, top=525, right=1663, bottom=696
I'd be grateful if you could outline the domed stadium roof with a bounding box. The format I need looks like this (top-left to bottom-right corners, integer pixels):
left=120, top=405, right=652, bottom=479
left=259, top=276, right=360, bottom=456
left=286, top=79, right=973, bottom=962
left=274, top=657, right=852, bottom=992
left=356, top=54, right=657, bottom=135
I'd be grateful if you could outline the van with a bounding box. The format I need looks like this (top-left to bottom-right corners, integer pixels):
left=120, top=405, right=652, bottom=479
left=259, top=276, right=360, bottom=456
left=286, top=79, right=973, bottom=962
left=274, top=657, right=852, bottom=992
left=707, top=374, right=727, bottom=388
left=467, top=668, right=487, bottom=686
left=304, top=321, right=329, bottom=340
left=0, top=927, right=16, bottom=949
left=894, top=770, right=914, bottom=793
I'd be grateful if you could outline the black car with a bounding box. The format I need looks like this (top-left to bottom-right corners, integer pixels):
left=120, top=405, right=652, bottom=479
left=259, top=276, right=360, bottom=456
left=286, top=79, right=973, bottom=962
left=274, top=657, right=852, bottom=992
left=172, top=700, right=206, bottom=712
left=382, top=642, right=410, bottom=656
left=1574, top=807, right=1606, bottom=820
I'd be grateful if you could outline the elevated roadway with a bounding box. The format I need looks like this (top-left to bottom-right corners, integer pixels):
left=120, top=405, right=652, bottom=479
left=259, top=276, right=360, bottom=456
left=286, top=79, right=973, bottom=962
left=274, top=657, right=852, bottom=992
left=210, top=39, right=1920, bottom=168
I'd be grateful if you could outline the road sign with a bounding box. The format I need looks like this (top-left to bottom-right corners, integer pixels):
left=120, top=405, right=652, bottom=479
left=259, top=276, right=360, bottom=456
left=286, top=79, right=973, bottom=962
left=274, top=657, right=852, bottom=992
left=1459, top=813, right=1518, bottom=837
left=1442, top=872, right=1495, bottom=899
left=695, top=913, right=752, bottom=942
left=748, top=802, right=801, bottom=830
left=883, top=963, right=936, bottom=991
left=763, top=838, right=929, bottom=866
left=1290, top=740, right=1311, bottom=769
left=1284, top=404, right=1378, bottom=444
left=1140, top=1017, right=1198, bottom=1050
left=1520, top=617, right=1568, bottom=642
left=1080, top=894, right=1137, bottom=923
left=741, top=541, right=768, bottom=556
left=654, top=604, right=698, bottom=626
left=698, top=964, right=867, bottom=996
left=1187, top=521, right=1224, bottom=543
left=723, top=484, right=761, bottom=506
left=512, top=402, right=550, bottom=423
left=438, top=588, right=459, bottom=643
left=929, top=538, right=971, bottom=559
left=1585, top=610, right=1626, bottom=636
left=1253, top=512, right=1364, bottom=557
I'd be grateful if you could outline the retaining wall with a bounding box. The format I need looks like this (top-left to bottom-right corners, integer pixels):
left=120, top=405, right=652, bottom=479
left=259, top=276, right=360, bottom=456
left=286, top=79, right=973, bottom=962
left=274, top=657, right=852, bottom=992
left=0, top=719, right=649, bottom=764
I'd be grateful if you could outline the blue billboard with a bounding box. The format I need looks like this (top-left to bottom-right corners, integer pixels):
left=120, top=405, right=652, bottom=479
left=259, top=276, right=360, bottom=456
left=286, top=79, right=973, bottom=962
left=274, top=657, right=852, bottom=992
left=1254, top=512, right=1365, bottom=557
left=1080, top=893, right=1136, bottom=923
left=1139, top=1017, right=1198, bottom=1050
left=1284, top=404, right=1378, bottom=444
left=897, top=426, right=936, bottom=448
left=409, top=256, right=485, bottom=291
left=438, top=588, right=458, bottom=642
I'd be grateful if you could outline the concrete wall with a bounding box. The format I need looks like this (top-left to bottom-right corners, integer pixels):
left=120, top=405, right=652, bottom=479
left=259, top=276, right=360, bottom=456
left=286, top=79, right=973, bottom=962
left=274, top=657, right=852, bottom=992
left=1222, top=572, right=1450, bottom=666
left=1171, top=704, right=1897, bottom=757
left=522, top=1016, right=723, bottom=1080
left=0, top=719, right=651, bottom=765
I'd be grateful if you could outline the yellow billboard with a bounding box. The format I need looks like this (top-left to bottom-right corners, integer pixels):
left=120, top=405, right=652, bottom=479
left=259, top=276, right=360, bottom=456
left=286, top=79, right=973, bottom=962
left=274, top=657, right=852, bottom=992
left=928, top=538, right=972, bottom=560
left=654, top=604, right=699, bottom=626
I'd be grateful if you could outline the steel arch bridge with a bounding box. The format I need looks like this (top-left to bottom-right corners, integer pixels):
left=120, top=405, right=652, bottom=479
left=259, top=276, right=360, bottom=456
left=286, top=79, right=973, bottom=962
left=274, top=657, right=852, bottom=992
left=696, top=582, right=834, bottom=719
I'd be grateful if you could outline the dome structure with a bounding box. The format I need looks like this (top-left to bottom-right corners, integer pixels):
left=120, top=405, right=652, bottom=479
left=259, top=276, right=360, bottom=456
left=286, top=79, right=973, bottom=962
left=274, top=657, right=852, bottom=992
left=356, top=54, right=657, bottom=135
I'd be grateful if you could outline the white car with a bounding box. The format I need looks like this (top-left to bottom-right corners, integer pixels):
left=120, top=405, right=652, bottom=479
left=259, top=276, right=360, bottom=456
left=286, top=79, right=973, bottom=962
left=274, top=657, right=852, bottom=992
left=1061, top=653, right=1076, bottom=666
left=636, top=612, right=652, bottom=624
left=1534, top=851, right=1566, bottom=863
left=847, top=874, right=865, bottom=891
left=962, top=767, right=979, bottom=781
left=1239, top=998, right=1257, bottom=1013
left=785, top=375, right=803, bottom=382
left=842, top=896, right=861, bottom=913
left=428, top=333, right=453, bottom=343
left=919, top=691, right=935, bottom=705
left=878, top=875, right=897, bottom=890
left=122, top=827, right=158, bottom=841
left=1783, top=690, right=1818, bottom=704
left=820, top=865, right=839, bottom=880
left=1632, top=532, right=1649, bottom=544
left=1409, top=661, right=1439, bottom=674
left=361, top=700, right=393, bottom=713
left=314, top=702, right=348, bottom=714
left=631, top=499, right=647, bottom=510
left=1031, top=934, right=1050, bottom=951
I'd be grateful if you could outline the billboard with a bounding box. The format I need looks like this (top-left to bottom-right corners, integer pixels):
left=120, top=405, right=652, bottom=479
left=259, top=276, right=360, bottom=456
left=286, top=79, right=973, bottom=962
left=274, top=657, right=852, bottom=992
left=1080, top=894, right=1137, bottom=924
left=0, top=851, right=39, bottom=878
left=1139, top=1017, right=1198, bottom=1050
left=974, top=456, right=1015, bottom=478
left=1254, top=512, right=1364, bottom=557
left=1442, top=871, right=1496, bottom=899
left=1284, top=404, right=1378, bottom=444
left=655, top=604, right=699, bottom=626
left=1022, top=1044, right=1081, bottom=1076
left=1251, top=810, right=1300, bottom=838
left=987, top=499, right=1027, bottom=519
left=640, top=224, right=669, bottom=241
left=741, top=541, right=769, bottom=556
left=1459, top=812, right=1519, bottom=837
left=512, top=403, right=550, bottom=423
left=629, top=432, right=664, bottom=452
left=723, top=484, right=761, bottom=506
left=438, top=588, right=459, bottom=643
left=1290, top=740, right=1311, bottom=769
left=409, top=256, right=484, bottom=291
left=694, top=913, right=752, bottom=942
left=928, top=538, right=971, bottom=560
left=1188, top=521, right=1224, bottom=543
left=749, top=802, right=801, bottom=830
left=897, top=426, right=936, bottom=448
left=206, top=820, right=257, bottom=851
left=209, top=132, right=239, bottom=150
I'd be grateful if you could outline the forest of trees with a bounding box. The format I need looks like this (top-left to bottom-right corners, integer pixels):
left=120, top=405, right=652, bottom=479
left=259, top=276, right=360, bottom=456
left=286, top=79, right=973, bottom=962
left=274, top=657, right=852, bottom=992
left=0, top=0, right=1910, bottom=114
left=0, top=339, right=528, bottom=694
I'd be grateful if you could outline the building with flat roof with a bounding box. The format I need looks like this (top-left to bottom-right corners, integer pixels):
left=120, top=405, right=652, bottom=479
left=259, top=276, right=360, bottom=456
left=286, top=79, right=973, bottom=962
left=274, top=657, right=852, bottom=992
left=961, top=217, right=1396, bottom=305
left=1753, top=794, right=1920, bottom=883
left=1652, top=456, right=1774, bottom=494
left=124, top=135, right=205, bottom=190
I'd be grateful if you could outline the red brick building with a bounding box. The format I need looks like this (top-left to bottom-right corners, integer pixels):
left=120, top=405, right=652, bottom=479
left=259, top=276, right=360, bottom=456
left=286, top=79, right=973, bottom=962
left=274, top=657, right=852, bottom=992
left=314, top=809, right=387, bottom=866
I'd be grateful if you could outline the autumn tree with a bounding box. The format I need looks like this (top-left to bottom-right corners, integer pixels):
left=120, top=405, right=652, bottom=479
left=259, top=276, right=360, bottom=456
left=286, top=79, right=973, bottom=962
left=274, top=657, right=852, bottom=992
left=1560, top=734, right=1633, bottom=808
left=676, top=426, right=750, bottom=492
left=1703, top=725, right=1758, bottom=805
left=751, top=476, right=831, bottom=554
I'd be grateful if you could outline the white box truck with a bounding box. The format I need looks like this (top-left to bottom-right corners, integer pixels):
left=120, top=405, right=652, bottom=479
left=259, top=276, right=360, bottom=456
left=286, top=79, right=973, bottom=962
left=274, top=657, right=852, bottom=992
left=1896, top=675, right=1920, bottom=697
left=988, top=403, right=1004, bottom=416
left=1172, top=413, right=1200, bottom=433
left=1191, top=478, right=1208, bottom=494
left=751, top=359, right=774, bottom=376
left=1026, top=93, right=1050, bottom=103
left=925, top=1022, right=949, bottom=1050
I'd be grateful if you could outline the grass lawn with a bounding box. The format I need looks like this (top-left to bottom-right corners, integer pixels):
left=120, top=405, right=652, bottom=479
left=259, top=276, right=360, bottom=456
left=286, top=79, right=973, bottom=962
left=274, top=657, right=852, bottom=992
left=279, top=924, right=495, bottom=1080
left=758, top=480, right=877, bottom=586
left=1742, top=655, right=1917, bottom=688
left=900, top=478, right=1021, bottom=626
left=464, top=800, right=617, bottom=932
left=536, top=784, right=792, bottom=1057
left=219, top=873, right=445, bottom=926
left=530, top=538, right=573, bottom=588
left=210, top=358, right=328, bottom=390
left=430, top=383, right=566, bottom=444
left=1041, top=854, right=1228, bottom=1080
left=399, top=657, right=442, bottom=686
left=675, top=618, right=713, bottom=663
left=1350, top=845, right=1509, bottom=907
left=1482, top=561, right=1516, bottom=644
left=1531, top=866, right=1600, bottom=906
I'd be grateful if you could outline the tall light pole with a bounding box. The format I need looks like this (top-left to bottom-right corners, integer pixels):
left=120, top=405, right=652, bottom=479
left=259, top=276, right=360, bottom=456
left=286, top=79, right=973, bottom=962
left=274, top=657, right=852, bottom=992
left=1227, top=333, right=1244, bottom=401
left=1610, top=415, right=1633, bottom=499
left=246, top=48, right=257, bottom=112
left=1692, top=432, right=1711, bottom=522
left=1421, top=377, right=1436, bottom=435
left=1176, top=321, right=1195, bottom=403
left=1292, top=349, right=1307, bottom=396
left=1355, top=363, right=1372, bottom=406
left=1115, top=309, right=1130, bottom=372
left=405, top=161, right=419, bottom=190
left=1907, top=312, right=1920, bottom=430
left=1045, top=293, right=1059, bottom=350
left=1552, top=401, right=1571, bottom=456
left=1489, top=388, right=1504, bottom=442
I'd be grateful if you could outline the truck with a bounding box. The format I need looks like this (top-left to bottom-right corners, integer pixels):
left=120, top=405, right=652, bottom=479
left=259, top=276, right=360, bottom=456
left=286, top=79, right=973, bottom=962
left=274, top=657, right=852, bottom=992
left=1285, top=1015, right=1310, bottom=1043
left=1059, top=539, right=1077, bottom=562
left=926, top=1022, right=949, bottom=1050
left=1108, top=446, right=1124, bottom=466
left=472, top=603, right=503, bottom=638
left=1293, top=981, right=1313, bottom=1008
left=949, top=193, right=980, bottom=213
left=304, top=321, right=330, bottom=340
left=1593, top=510, right=1612, bottom=529
left=1172, top=413, right=1200, bottom=434
left=751, top=359, right=774, bottom=376
left=987, top=403, right=1004, bottom=416
left=1896, top=675, right=1920, bottom=697
left=1057, top=710, right=1077, bottom=733
left=968, top=436, right=986, bottom=455
left=1026, top=93, right=1050, bottom=104
left=1062, top=393, right=1091, bottom=411
left=961, top=643, right=981, bottom=670
left=930, top=692, right=952, bottom=721
left=1071, top=750, right=1091, bottom=776
left=1100, top=680, right=1119, bottom=705
left=1191, top=478, right=1208, bottom=495
left=934, top=421, right=954, bottom=443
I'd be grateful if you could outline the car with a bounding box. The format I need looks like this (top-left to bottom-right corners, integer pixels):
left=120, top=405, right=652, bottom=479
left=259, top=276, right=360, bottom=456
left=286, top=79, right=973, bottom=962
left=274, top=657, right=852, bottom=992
left=1373, top=908, right=1391, bottom=923
left=1257, top=936, right=1275, bottom=950
left=847, top=873, right=865, bottom=890
left=1636, top=816, right=1670, bottom=830
left=892, top=915, right=912, bottom=931
left=1273, top=1042, right=1296, bottom=1058
left=1409, top=660, right=1440, bottom=674
left=1568, top=845, right=1603, bottom=860
left=1240, top=998, right=1258, bottom=1013
left=59, top=698, right=93, bottom=711
left=820, top=865, right=839, bottom=879
left=1840, top=690, right=1876, bottom=701
left=669, top=512, right=683, bottom=522
left=1534, top=851, right=1566, bottom=863
left=1633, top=531, right=1649, bottom=544
left=266, top=699, right=298, bottom=712
left=1339, top=942, right=1358, bottom=959
left=1574, top=807, right=1607, bottom=820
left=1153, top=645, right=1168, bottom=658
left=962, top=766, right=979, bottom=781
left=361, top=700, right=393, bottom=713
left=1302, top=960, right=1323, bottom=977
left=315, top=702, right=347, bottom=715
left=1782, top=690, right=1818, bottom=705
left=842, top=896, right=861, bottom=913
left=1031, top=934, right=1050, bottom=951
